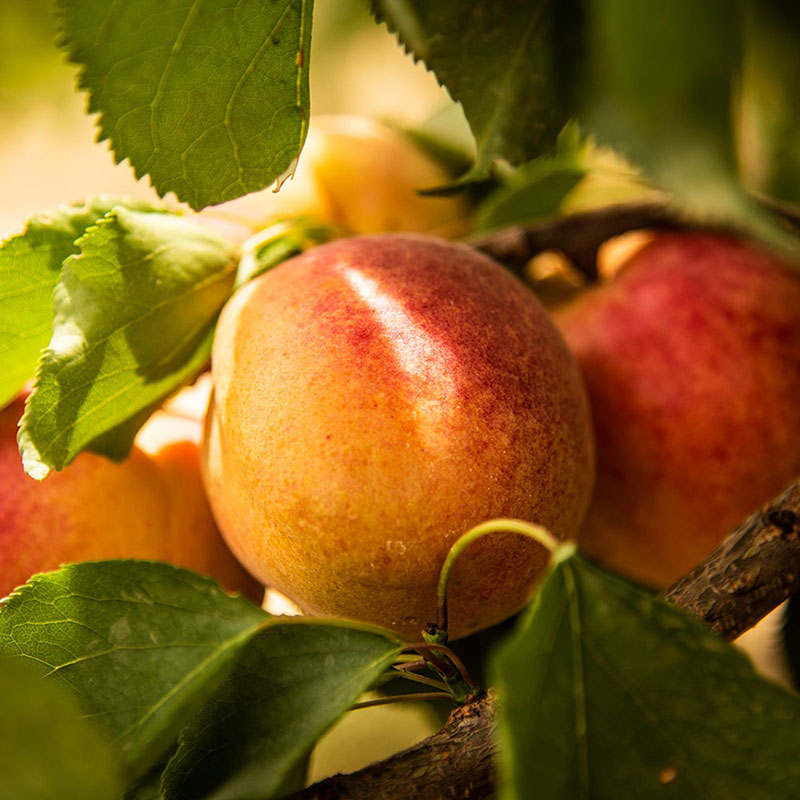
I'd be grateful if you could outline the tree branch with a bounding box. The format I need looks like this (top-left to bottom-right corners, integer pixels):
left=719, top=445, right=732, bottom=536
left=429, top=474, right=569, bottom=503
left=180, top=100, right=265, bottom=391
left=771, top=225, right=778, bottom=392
left=289, top=476, right=800, bottom=800
left=665, top=479, right=800, bottom=640
left=467, top=200, right=684, bottom=279
left=467, top=198, right=800, bottom=280
left=291, top=692, right=496, bottom=800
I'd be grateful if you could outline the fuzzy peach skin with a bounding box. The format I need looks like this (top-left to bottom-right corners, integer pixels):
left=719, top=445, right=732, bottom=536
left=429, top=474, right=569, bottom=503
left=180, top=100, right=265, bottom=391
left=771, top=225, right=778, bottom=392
left=202, top=233, right=594, bottom=639
left=556, top=232, right=800, bottom=589
left=0, top=394, right=262, bottom=602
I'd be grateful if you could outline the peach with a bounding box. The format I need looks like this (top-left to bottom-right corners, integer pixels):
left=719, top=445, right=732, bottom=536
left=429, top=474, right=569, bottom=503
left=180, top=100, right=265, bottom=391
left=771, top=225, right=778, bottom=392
left=201, top=116, right=471, bottom=243
left=556, top=232, right=800, bottom=588
left=202, top=233, right=594, bottom=639
left=0, top=391, right=262, bottom=601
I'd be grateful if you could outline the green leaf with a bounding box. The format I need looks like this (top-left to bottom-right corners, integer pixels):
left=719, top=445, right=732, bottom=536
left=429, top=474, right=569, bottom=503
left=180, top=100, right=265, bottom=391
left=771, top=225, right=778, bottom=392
left=0, top=654, right=122, bottom=800
left=581, top=0, right=793, bottom=250
left=372, top=1, right=576, bottom=180
left=162, top=619, right=403, bottom=800
left=55, top=0, right=314, bottom=210
left=475, top=125, right=587, bottom=231
left=492, top=546, right=800, bottom=799
left=18, top=207, right=236, bottom=479
left=0, top=561, right=268, bottom=783
left=235, top=217, right=340, bottom=288
left=742, top=1, right=800, bottom=206
left=0, top=197, right=154, bottom=409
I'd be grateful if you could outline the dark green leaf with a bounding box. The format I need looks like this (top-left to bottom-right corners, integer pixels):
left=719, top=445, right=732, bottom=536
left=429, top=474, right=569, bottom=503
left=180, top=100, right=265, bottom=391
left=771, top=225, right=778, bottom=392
left=492, top=546, right=800, bottom=799
left=475, top=125, right=587, bottom=231
left=0, top=197, right=154, bottom=409
left=0, top=654, right=122, bottom=800
left=583, top=1, right=737, bottom=183
left=742, top=1, right=800, bottom=206
left=162, top=619, right=403, bottom=800
left=18, top=207, right=236, bottom=478
left=0, top=561, right=268, bottom=783
left=55, top=0, right=314, bottom=210
left=581, top=0, right=793, bottom=250
left=372, top=1, right=578, bottom=179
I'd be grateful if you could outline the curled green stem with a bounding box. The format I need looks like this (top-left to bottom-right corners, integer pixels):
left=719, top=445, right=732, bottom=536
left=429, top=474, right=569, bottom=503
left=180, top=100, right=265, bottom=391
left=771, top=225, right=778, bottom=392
left=436, top=518, right=562, bottom=635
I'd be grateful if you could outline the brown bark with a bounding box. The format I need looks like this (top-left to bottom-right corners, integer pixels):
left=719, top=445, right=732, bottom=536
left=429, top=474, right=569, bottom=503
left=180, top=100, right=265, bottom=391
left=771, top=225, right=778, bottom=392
left=467, top=200, right=685, bottom=279
left=467, top=197, right=800, bottom=279
left=664, top=479, right=800, bottom=640
left=289, top=477, right=800, bottom=800
left=289, top=693, right=496, bottom=800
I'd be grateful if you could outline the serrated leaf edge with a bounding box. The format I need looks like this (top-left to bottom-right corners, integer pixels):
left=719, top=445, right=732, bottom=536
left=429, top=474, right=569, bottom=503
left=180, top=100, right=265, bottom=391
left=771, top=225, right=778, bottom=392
left=17, top=208, right=234, bottom=478
left=53, top=1, right=313, bottom=210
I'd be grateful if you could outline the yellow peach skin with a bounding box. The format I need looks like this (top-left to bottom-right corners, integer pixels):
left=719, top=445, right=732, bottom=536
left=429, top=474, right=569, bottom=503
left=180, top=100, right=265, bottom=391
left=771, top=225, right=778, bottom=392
left=202, top=233, right=594, bottom=639
left=201, top=116, right=471, bottom=243
left=0, top=393, right=262, bottom=602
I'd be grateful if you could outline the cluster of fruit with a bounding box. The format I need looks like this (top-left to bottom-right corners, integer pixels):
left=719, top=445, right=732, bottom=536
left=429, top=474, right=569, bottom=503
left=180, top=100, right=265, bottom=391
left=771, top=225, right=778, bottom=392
left=3, top=117, right=800, bottom=645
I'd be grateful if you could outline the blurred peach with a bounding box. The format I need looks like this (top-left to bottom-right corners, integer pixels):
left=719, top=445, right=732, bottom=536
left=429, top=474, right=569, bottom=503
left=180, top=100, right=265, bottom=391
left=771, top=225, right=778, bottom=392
left=0, top=388, right=262, bottom=602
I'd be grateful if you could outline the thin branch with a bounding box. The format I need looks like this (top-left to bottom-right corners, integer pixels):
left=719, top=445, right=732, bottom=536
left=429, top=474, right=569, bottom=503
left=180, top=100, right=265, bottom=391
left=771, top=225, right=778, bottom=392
left=288, top=476, right=800, bottom=800
left=467, top=200, right=684, bottom=279
left=466, top=197, right=800, bottom=279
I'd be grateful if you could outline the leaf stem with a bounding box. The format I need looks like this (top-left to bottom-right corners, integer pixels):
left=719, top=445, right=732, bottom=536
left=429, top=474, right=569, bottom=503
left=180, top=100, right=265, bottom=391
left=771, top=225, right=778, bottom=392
left=403, top=643, right=479, bottom=695
left=390, top=669, right=451, bottom=693
left=350, top=692, right=453, bottom=711
left=393, top=658, right=429, bottom=671
left=436, top=518, right=561, bottom=635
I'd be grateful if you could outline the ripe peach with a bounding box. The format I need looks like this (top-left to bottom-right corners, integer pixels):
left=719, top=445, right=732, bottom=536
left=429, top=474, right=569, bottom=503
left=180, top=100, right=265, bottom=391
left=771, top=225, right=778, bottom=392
left=202, top=233, right=594, bottom=639
left=0, top=392, right=262, bottom=601
left=556, top=232, right=800, bottom=588
left=202, top=116, right=471, bottom=243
